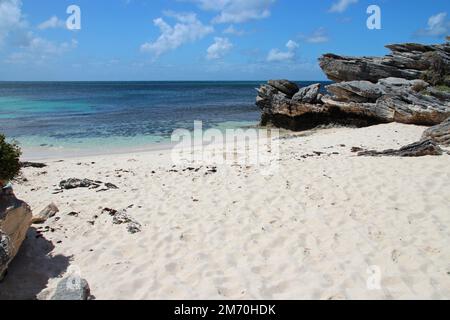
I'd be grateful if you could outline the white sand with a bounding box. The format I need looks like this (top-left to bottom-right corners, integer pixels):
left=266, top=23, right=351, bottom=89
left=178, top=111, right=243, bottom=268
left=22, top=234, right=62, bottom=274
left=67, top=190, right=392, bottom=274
left=1, top=123, right=449, bottom=300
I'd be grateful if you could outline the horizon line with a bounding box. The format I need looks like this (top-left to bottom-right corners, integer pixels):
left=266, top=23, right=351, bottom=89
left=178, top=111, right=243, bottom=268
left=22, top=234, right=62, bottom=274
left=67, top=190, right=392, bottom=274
left=0, top=79, right=331, bottom=83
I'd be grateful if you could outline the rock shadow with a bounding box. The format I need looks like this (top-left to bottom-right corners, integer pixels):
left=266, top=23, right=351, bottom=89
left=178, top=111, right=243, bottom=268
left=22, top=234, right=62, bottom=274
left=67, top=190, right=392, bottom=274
left=0, top=227, right=70, bottom=300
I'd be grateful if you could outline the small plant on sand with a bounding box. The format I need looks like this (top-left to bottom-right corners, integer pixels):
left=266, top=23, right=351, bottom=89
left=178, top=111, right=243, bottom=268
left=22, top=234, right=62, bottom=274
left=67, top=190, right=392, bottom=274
left=0, top=134, right=22, bottom=188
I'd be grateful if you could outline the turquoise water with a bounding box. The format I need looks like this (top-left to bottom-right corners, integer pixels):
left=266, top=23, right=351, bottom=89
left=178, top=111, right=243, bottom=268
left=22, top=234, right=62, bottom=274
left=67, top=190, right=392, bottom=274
left=0, top=81, right=328, bottom=158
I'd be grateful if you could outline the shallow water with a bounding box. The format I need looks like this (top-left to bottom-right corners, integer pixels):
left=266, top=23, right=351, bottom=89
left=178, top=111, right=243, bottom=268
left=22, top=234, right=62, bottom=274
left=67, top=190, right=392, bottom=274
left=0, top=81, right=329, bottom=158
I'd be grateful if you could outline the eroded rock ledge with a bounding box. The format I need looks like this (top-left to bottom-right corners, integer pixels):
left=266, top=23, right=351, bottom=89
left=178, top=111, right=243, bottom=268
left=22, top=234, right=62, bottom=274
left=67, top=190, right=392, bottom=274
left=256, top=41, right=450, bottom=131
left=319, top=42, right=450, bottom=85
left=257, top=78, right=450, bottom=130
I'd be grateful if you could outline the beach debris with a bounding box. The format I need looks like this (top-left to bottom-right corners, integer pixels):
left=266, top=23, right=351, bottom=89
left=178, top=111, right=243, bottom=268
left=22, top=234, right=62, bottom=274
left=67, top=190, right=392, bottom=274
left=127, top=221, right=142, bottom=234
left=351, top=147, right=365, bottom=153
left=102, top=208, right=142, bottom=234
left=358, top=140, right=444, bottom=157
left=205, top=166, right=218, bottom=175
left=32, top=202, right=59, bottom=224
left=0, top=191, right=32, bottom=280
left=299, top=151, right=341, bottom=159
left=51, top=276, right=93, bottom=300
left=60, top=178, right=100, bottom=190
left=67, top=211, right=79, bottom=217
left=20, top=161, right=47, bottom=169
left=59, top=178, right=119, bottom=191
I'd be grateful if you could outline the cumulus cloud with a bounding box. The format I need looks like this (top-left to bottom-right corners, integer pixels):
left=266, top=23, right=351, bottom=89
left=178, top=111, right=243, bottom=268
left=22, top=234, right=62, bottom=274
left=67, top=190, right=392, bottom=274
left=267, top=40, right=298, bottom=62
left=141, top=12, right=213, bottom=58
left=6, top=39, right=78, bottom=64
left=0, top=0, right=26, bottom=46
left=188, top=0, right=276, bottom=24
left=206, top=37, right=233, bottom=60
left=38, top=16, right=66, bottom=30
left=223, top=25, right=245, bottom=36
left=329, top=0, right=358, bottom=13
left=416, top=12, right=449, bottom=38
left=0, top=0, right=77, bottom=64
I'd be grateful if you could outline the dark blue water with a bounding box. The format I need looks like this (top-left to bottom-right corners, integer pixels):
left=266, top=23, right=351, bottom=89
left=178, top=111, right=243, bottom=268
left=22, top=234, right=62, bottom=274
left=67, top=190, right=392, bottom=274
left=0, top=81, right=330, bottom=155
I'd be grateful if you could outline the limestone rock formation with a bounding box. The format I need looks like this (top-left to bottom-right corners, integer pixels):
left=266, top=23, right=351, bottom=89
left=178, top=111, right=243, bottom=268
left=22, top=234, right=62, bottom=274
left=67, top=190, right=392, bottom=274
left=267, top=79, right=299, bottom=97
left=256, top=41, right=450, bottom=131
left=422, top=117, right=450, bottom=146
left=0, top=190, right=32, bottom=279
left=358, top=140, right=444, bottom=157
left=292, top=83, right=321, bottom=104
left=324, top=78, right=450, bottom=125
left=256, top=78, right=450, bottom=130
left=319, top=42, right=450, bottom=85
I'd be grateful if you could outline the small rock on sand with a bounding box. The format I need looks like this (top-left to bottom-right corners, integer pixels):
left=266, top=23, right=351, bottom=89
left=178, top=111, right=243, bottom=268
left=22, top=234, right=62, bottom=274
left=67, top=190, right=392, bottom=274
left=32, top=203, right=59, bottom=224
left=51, top=276, right=92, bottom=300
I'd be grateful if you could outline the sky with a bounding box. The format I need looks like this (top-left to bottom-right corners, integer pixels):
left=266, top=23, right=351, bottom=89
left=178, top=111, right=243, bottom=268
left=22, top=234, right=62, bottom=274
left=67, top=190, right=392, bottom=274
left=0, top=0, right=449, bottom=81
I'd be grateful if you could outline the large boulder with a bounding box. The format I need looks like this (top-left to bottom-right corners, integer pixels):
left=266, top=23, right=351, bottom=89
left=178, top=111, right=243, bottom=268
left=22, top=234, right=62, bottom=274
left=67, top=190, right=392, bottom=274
left=0, top=231, right=11, bottom=280
left=422, top=117, right=450, bottom=146
left=319, top=42, right=450, bottom=85
left=0, top=190, right=32, bottom=279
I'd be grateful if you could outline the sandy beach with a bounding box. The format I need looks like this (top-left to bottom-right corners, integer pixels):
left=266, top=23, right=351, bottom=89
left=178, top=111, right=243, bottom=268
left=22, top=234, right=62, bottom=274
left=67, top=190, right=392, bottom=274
left=1, top=122, right=449, bottom=300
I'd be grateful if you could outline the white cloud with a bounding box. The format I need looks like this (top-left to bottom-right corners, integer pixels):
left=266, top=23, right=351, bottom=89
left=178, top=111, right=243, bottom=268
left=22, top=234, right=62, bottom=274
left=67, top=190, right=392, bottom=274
left=6, top=39, right=78, bottom=64
left=267, top=40, right=298, bottom=62
left=189, top=0, right=276, bottom=24
left=329, top=0, right=358, bottom=13
left=28, top=38, right=78, bottom=55
left=38, top=16, right=66, bottom=30
left=416, top=12, right=449, bottom=37
left=206, top=37, right=233, bottom=60
left=141, top=12, right=213, bottom=58
left=0, top=0, right=26, bottom=46
left=0, top=0, right=77, bottom=63
left=223, top=25, right=245, bottom=36
left=303, top=27, right=329, bottom=43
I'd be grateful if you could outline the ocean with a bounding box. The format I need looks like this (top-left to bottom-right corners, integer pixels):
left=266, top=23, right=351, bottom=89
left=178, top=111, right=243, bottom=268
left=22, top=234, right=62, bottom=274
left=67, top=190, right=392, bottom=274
left=0, top=81, right=329, bottom=158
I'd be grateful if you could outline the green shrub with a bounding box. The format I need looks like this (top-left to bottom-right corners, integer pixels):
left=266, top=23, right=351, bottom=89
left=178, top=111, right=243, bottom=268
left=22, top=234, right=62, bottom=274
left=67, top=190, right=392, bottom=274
left=421, top=52, right=447, bottom=86
left=435, top=85, right=450, bottom=93
left=0, top=134, right=22, bottom=184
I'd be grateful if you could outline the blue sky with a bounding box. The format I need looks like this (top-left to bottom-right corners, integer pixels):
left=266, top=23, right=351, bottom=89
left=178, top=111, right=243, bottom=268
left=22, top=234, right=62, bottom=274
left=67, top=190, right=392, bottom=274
left=0, top=0, right=449, bottom=81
